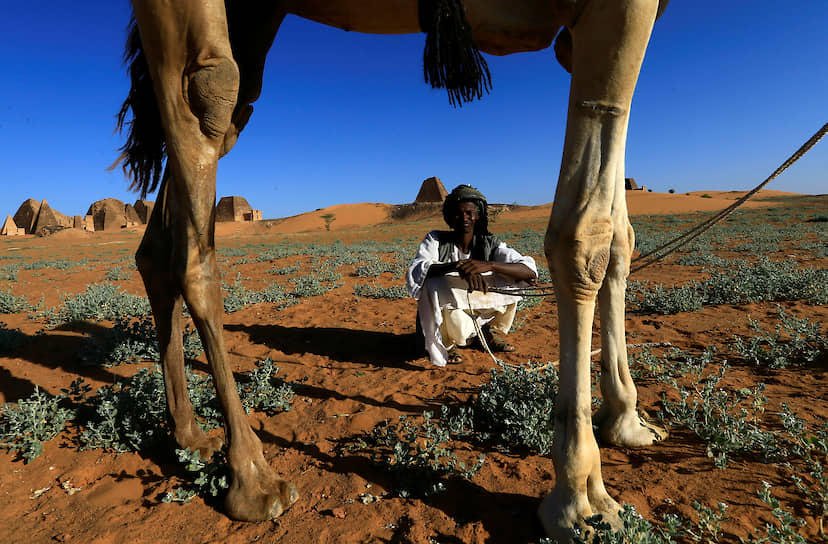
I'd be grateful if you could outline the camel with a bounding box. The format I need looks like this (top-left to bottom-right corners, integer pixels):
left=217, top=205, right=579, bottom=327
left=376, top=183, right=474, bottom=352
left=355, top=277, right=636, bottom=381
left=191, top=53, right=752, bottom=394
left=117, top=0, right=669, bottom=540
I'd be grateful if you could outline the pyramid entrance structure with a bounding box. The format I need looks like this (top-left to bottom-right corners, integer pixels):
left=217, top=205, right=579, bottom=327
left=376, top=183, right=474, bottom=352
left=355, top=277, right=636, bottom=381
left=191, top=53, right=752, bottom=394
left=414, top=177, right=448, bottom=203
left=215, top=196, right=261, bottom=222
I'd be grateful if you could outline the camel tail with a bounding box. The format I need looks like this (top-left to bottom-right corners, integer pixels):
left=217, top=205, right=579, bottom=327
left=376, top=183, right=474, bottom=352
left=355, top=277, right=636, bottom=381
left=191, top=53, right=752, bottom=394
left=112, top=17, right=166, bottom=198
left=420, top=0, right=491, bottom=107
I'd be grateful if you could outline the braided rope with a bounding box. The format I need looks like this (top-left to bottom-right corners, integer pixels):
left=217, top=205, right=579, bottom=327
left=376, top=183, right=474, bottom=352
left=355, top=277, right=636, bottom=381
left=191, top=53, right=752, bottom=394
left=491, top=121, right=828, bottom=298
left=630, top=121, right=828, bottom=273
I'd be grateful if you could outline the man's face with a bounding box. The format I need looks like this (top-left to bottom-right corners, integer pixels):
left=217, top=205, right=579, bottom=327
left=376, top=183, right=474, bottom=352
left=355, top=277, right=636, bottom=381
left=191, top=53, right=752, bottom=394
left=451, top=201, right=479, bottom=234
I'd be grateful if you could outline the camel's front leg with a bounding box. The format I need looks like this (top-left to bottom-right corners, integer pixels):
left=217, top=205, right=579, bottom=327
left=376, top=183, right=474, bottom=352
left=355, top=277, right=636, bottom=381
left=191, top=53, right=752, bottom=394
left=132, top=0, right=297, bottom=521
left=538, top=0, right=659, bottom=540
left=592, top=158, right=667, bottom=447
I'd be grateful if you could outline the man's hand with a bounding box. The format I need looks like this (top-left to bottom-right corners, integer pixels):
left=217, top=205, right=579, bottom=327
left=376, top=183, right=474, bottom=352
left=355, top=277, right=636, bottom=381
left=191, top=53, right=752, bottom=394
left=457, top=259, right=493, bottom=292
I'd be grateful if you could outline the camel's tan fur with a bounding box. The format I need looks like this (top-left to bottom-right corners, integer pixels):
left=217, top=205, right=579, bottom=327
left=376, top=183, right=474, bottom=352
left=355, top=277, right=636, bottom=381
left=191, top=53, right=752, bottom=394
left=125, top=0, right=668, bottom=540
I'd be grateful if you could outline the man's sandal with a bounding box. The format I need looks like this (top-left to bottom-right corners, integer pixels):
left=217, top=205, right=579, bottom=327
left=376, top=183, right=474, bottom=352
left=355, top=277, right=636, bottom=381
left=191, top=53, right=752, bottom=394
left=447, top=346, right=464, bottom=364
left=484, top=333, right=516, bottom=353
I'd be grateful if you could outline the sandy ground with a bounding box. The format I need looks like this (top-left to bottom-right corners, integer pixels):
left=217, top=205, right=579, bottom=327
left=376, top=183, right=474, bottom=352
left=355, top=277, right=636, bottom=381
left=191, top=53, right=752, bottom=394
left=0, top=190, right=825, bottom=543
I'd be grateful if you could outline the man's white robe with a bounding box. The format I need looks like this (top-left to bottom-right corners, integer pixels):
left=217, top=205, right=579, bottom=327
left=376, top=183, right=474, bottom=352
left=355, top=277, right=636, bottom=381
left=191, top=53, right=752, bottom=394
left=406, top=231, right=538, bottom=366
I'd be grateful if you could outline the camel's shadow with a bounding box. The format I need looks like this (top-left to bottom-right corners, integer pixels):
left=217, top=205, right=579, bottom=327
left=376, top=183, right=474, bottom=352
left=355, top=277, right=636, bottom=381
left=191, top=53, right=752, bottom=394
left=225, top=323, right=424, bottom=371
left=258, top=427, right=544, bottom=544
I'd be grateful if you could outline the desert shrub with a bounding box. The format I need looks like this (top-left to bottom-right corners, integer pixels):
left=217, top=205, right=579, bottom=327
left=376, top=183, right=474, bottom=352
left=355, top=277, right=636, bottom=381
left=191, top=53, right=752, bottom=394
left=628, top=346, right=710, bottom=383
left=0, top=386, right=77, bottom=463
left=80, top=366, right=172, bottom=452
left=162, top=447, right=230, bottom=504
left=269, top=264, right=300, bottom=276
left=628, top=259, right=827, bottom=315
left=627, top=280, right=704, bottom=315
left=104, top=265, right=133, bottom=281
left=222, top=275, right=298, bottom=313
left=471, top=361, right=558, bottom=454
left=700, top=258, right=826, bottom=306
left=80, top=359, right=294, bottom=453
left=779, top=407, right=828, bottom=534
left=216, top=247, right=250, bottom=258
left=659, top=360, right=777, bottom=469
left=353, top=283, right=408, bottom=300
left=675, top=254, right=730, bottom=268
left=731, top=308, right=826, bottom=369
left=290, top=265, right=343, bottom=297
left=81, top=316, right=204, bottom=367
left=360, top=411, right=484, bottom=498
left=354, top=258, right=403, bottom=278
left=0, top=288, right=34, bottom=314
left=741, top=482, right=808, bottom=544
left=237, top=357, right=295, bottom=415
left=0, top=263, right=21, bottom=281
left=45, top=283, right=151, bottom=326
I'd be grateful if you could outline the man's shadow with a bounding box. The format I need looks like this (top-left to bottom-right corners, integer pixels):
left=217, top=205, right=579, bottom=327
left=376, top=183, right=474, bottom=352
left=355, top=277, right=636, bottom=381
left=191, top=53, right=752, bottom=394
left=225, top=323, right=424, bottom=371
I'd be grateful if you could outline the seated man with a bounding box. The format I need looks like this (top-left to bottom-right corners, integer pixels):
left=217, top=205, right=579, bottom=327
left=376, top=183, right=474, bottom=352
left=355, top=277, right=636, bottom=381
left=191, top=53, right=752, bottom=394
left=406, top=184, right=537, bottom=366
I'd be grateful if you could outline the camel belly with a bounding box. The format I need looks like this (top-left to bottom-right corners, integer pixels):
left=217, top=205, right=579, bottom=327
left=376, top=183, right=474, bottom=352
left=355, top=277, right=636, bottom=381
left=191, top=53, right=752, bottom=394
left=283, top=0, right=421, bottom=34
left=283, top=0, right=566, bottom=54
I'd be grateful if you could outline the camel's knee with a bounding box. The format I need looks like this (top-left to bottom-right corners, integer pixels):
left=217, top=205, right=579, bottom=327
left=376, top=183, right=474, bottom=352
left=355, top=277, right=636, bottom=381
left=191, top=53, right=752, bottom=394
left=545, top=219, right=613, bottom=302
left=187, top=57, right=240, bottom=140
left=606, top=221, right=635, bottom=280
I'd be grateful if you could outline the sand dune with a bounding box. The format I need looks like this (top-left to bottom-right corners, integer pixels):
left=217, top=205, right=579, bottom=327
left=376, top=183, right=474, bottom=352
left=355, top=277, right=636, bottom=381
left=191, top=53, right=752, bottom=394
left=212, top=190, right=797, bottom=235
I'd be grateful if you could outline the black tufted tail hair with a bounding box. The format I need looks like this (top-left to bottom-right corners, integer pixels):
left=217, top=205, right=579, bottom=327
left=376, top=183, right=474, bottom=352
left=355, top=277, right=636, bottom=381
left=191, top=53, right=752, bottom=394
left=419, top=0, right=492, bottom=107
left=111, top=17, right=166, bottom=198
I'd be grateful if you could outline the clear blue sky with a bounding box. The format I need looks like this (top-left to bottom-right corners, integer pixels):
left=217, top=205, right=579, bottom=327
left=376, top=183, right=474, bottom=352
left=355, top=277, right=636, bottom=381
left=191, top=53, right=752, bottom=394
left=1, top=2, right=826, bottom=220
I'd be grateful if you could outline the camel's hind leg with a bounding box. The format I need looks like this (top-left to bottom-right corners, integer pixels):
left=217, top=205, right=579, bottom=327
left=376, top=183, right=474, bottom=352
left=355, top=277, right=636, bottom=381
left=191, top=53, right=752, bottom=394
left=592, top=157, right=667, bottom=447
left=539, top=0, right=659, bottom=540
left=132, top=0, right=297, bottom=521
left=136, top=172, right=223, bottom=459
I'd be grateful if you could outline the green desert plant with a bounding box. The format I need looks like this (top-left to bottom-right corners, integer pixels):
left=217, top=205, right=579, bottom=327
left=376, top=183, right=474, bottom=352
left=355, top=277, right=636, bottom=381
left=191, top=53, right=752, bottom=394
left=352, top=283, right=408, bottom=300
left=471, top=361, right=558, bottom=454
left=81, top=316, right=204, bottom=367
left=731, top=307, right=826, bottom=369
left=0, top=288, right=34, bottom=314
left=44, top=283, right=151, bottom=326
left=659, top=359, right=777, bottom=469
left=0, top=386, right=76, bottom=463
left=361, top=411, right=484, bottom=498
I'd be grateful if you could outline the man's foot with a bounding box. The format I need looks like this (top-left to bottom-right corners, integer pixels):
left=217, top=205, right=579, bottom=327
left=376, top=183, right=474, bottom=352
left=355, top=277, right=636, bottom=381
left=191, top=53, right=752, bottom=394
left=481, top=327, right=516, bottom=352
left=447, top=346, right=464, bottom=364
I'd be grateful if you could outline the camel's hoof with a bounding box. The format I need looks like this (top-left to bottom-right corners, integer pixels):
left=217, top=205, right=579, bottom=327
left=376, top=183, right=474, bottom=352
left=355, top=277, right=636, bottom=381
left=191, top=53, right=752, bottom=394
left=596, top=409, right=667, bottom=448
left=538, top=490, right=622, bottom=543
left=225, top=477, right=299, bottom=521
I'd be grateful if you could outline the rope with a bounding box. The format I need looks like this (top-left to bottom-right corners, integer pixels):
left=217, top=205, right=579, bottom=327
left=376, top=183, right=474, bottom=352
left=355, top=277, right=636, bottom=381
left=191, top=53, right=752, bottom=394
left=492, top=121, right=828, bottom=295
left=456, top=123, right=826, bottom=366
left=466, top=290, right=501, bottom=365
left=630, top=121, right=828, bottom=273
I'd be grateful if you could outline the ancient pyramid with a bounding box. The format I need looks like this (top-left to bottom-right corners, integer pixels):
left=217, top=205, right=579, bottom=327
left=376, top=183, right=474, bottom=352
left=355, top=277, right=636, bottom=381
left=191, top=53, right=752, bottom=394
left=13, top=198, right=41, bottom=234
left=1, top=215, right=23, bottom=236
left=124, top=203, right=141, bottom=225
left=87, top=198, right=126, bottom=231
left=216, top=196, right=253, bottom=222
left=33, top=200, right=66, bottom=234
left=414, top=177, right=448, bottom=203
left=134, top=199, right=154, bottom=223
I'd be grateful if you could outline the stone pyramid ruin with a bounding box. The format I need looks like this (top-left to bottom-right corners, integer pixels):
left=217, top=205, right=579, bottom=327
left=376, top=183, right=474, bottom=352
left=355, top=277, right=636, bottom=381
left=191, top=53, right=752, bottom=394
left=13, top=198, right=41, bottom=234
left=1, top=215, right=24, bottom=236
left=33, top=200, right=71, bottom=234
left=414, top=176, right=448, bottom=203
left=216, top=196, right=261, bottom=222
left=87, top=198, right=127, bottom=232
left=124, top=203, right=141, bottom=227
left=134, top=199, right=154, bottom=223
